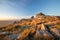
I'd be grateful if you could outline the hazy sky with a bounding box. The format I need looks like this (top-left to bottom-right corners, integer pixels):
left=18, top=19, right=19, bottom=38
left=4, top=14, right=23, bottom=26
left=0, top=0, right=60, bottom=20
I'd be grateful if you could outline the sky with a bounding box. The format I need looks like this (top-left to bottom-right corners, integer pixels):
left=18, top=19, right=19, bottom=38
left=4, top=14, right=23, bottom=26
left=0, top=0, right=60, bottom=20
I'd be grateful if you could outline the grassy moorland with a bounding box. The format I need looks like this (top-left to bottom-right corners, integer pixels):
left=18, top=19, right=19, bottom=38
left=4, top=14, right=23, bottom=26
left=0, top=13, right=60, bottom=40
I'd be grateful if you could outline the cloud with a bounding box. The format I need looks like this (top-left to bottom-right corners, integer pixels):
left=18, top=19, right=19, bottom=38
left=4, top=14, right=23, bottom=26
left=0, top=0, right=33, bottom=20
left=0, top=15, right=31, bottom=20
left=0, top=0, right=32, bottom=14
left=0, top=0, right=29, bottom=9
left=0, top=0, right=32, bottom=10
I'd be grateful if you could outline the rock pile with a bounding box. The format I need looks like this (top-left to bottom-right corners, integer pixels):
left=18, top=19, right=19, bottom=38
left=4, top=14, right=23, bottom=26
left=0, top=12, right=60, bottom=40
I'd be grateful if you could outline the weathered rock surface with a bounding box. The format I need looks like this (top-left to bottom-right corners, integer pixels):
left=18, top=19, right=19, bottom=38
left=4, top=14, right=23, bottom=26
left=0, top=12, right=60, bottom=40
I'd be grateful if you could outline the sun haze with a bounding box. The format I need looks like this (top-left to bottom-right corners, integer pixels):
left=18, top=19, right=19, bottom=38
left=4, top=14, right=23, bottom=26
left=0, top=0, right=60, bottom=20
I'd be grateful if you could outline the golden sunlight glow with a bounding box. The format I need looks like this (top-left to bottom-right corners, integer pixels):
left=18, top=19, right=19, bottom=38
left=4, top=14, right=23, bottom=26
left=0, top=16, right=22, bottom=20
left=0, top=16, right=31, bottom=20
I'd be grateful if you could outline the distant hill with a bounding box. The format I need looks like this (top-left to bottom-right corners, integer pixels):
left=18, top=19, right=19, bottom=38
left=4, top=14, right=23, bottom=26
left=0, top=20, right=19, bottom=27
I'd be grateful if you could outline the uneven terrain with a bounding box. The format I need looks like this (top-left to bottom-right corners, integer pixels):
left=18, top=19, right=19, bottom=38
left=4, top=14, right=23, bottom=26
left=0, top=13, right=60, bottom=40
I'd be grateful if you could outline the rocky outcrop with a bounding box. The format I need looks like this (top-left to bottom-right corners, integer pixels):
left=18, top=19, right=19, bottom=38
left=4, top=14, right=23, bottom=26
left=0, top=12, right=60, bottom=40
